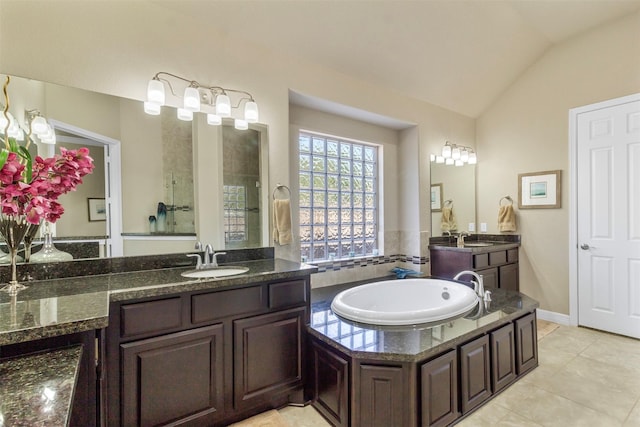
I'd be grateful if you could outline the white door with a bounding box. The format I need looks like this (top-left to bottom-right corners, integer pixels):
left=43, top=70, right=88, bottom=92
left=575, top=95, right=640, bottom=339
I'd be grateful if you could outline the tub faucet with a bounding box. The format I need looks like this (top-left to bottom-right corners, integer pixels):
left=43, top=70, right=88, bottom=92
left=453, top=270, right=491, bottom=302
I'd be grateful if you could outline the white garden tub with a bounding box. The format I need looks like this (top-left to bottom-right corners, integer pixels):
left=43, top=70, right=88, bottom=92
left=331, top=278, right=479, bottom=326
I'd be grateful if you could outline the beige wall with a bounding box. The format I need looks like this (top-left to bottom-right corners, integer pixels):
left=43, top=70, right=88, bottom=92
left=476, top=11, right=640, bottom=314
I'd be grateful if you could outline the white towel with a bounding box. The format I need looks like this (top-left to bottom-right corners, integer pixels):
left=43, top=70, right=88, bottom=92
left=273, top=199, right=292, bottom=245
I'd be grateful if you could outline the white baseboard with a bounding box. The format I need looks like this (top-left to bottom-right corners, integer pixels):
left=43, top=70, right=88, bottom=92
left=536, top=309, right=571, bottom=326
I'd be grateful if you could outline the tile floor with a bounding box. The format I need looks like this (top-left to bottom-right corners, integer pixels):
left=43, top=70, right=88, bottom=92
left=279, top=321, right=640, bottom=426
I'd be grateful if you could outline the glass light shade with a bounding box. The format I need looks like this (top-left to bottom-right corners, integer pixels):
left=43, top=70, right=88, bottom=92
left=41, top=131, right=56, bottom=145
left=460, top=149, right=469, bottom=162
left=435, top=155, right=445, bottom=164
left=451, top=147, right=461, bottom=160
left=445, top=157, right=454, bottom=165
left=31, top=116, right=48, bottom=134
left=468, top=152, right=477, bottom=164
left=183, top=87, right=201, bottom=112
left=177, top=108, right=193, bottom=121
left=144, top=101, right=161, bottom=115
left=15, top=129, right=24, bottom=141
left=442, top=144, right=452, bottom=158
left=430, top=154, right=436, bottom=162
left=147, top=79, right=165, bottom=105
left=455, top=159, right=464, bottom=166
left=0, top=115, right=7, bottom=130
left=244, top=101, right=259, bottom=123
left=216, top=94, right=231, bottom=117
left=207, top=113, right=222, bottom=126
left=234, top=118, right=248, bottom=130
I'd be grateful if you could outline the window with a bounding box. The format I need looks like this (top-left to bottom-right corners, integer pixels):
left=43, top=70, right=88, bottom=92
left=298, top=131, right=378, bottom=261
left=223, top=185, right=246, bottom=243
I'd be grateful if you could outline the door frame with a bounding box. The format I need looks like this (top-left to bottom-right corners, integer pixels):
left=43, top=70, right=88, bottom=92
left=568, top=92, right=640, bottom=327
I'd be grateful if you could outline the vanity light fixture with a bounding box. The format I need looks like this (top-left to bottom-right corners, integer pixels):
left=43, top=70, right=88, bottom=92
left=432, top=140, right=477, bottom=166
left=25, top=109, right=56, bottom=145
left=144, top=72, right=259, bottom=130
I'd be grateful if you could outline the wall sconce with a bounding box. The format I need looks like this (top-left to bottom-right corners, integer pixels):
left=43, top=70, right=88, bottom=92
left=144, top=72, right=259, bottom=130
left=431, top=141, right=477, bottom=166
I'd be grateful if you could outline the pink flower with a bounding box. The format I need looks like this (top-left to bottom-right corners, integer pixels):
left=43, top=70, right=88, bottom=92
left=0, top=145, right=94, bottom=224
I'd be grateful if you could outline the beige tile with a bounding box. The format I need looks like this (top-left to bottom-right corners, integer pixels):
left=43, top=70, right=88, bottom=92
left=501, top=386, right=621, bottom=427
left=537, top=326, right=598, bottom=355
left=279, top=405, right=331, bottom=427
left=580, top=333, right=640, bottom=374
left=624, top=399, right=640, bottom=427
left=494, top=411, right=544, bottom=427
left=527, top=356, right=639, bottom=421
left=457, top=400, right=511, bottom=425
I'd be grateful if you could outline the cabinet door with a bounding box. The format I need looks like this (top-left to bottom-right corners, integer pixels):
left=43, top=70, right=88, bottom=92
left=233, top=307, right=305, bottom=412
left=490, top=323, right=516, bottom=393
left=476, top=267, right=498, bottom=290
left=358, top=364, right=405, bottom=427
left=515, top=312, right=538, bottom=375
left=121, top=324, right=224, bottom=427
left=499, top=263, right=519, bottom=291
left=310, top=341, right=350, bottom=427
left=421, top=349, right=459, bottom=427
left=459, top=335, right=491, bottom=414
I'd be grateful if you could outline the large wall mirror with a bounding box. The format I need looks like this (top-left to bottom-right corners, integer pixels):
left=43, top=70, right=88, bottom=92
left=430, top=162, right=476, bottom=236
left=0, top=73, right=270, bottom=262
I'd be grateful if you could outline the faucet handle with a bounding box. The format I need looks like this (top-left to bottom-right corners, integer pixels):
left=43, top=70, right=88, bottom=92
left=211, top=251, right=227, bottom=267
left=194, top=241, right=203, bottom=250
left=187, top=253, right=202, bottom=269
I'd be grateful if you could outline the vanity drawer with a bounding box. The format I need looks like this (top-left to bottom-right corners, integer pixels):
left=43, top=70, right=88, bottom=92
left=473, top=254, right=489, bottom=269
left=121, top=297, right=183, bottom=338
left=507, top=249, right=518, bottom=263
left=192, top=286, right=265, bottom=324
left=269, top=280, right=307, bottom=309
left=489, top=251, right=507, bottom=266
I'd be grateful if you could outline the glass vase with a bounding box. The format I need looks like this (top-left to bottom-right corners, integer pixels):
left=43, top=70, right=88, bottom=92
left=0, top=215, right=31, bottom=294
left=23, top=222, right=41, bottom=263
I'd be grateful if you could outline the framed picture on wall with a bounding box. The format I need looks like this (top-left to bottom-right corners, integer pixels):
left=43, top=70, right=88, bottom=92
left=88, top=198, right=107, bottom=221
left=518, top=170, right=562, bottom=209
left=431, top=183, right=443, bottom=212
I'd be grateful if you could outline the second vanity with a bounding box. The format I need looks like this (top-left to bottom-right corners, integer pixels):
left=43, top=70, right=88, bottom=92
left=429, top=235, right=521, bottom=291
left=0, top=252, right=316, bottom=426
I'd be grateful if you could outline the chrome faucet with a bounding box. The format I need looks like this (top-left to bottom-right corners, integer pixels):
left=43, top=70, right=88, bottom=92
left=204, top=244, right=214, bottom=266
left=457, top=231, right=470, bottom=247
left=453, top=270, right=491, bottom=302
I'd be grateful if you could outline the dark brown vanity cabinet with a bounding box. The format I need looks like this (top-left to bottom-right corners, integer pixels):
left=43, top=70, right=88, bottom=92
left=105, top=276, right=310, bottom=426
left=309, top=310, right=538, bottom=427
left=459, top=335, right=491, bottom=414
left=430, top=246, right=519, bottom=291
left=420, top=349, right=459, bottom=427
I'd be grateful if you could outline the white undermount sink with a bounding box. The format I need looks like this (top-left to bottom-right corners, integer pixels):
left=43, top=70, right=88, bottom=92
left=181, top=266, right=249, bottom=279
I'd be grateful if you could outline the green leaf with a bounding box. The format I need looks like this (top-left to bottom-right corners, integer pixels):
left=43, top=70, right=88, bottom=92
left=8, top=137, right=18, bottom=153
left=18, top=146, right=33, bottom=183
left=0, top=148, right=9, bottom=171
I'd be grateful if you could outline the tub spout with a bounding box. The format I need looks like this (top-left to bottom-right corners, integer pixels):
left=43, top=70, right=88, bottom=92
left=453, top=270, right=484, bottom=299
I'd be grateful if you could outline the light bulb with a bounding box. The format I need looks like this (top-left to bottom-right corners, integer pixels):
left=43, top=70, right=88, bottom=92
left=234, top=118, right=248, bottom=130
left=435, top=155, right=445, bottom=164
left=177, top=108, right=193, bottom=121
left=147, top=79, right=165, bottom=105
left=215, top=94, right=231, bottom=117
left=460, top=149, right=469, bottom=162
left=452, top=147, right=461, bottom=160
left=144, top=101, right=161, bottom=115
left=442, top=143, right=452, bottom=158
left=183, top=87, right=200, bottom=112
left=31, top=116, right=48, bottom=134
left=244, top=101, right=259, bottom=123
left=207, top=113, right=222, bottom=126
left=445, top=158, right=454, bottom=165
left=468, top=152, right=477, bottom=164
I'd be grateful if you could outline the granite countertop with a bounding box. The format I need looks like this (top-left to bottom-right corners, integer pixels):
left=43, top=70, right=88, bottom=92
left=0, top=258, right=316, bottom=346
left=0, top=345, right=82, bottom=426
left=428, top=234, right=521, bottom=254
left=308, top=281, right=538, bottom=363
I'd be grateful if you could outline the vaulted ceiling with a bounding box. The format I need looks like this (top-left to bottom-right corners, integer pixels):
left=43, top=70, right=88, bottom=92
left=155, top=0, right=640, bottom=118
